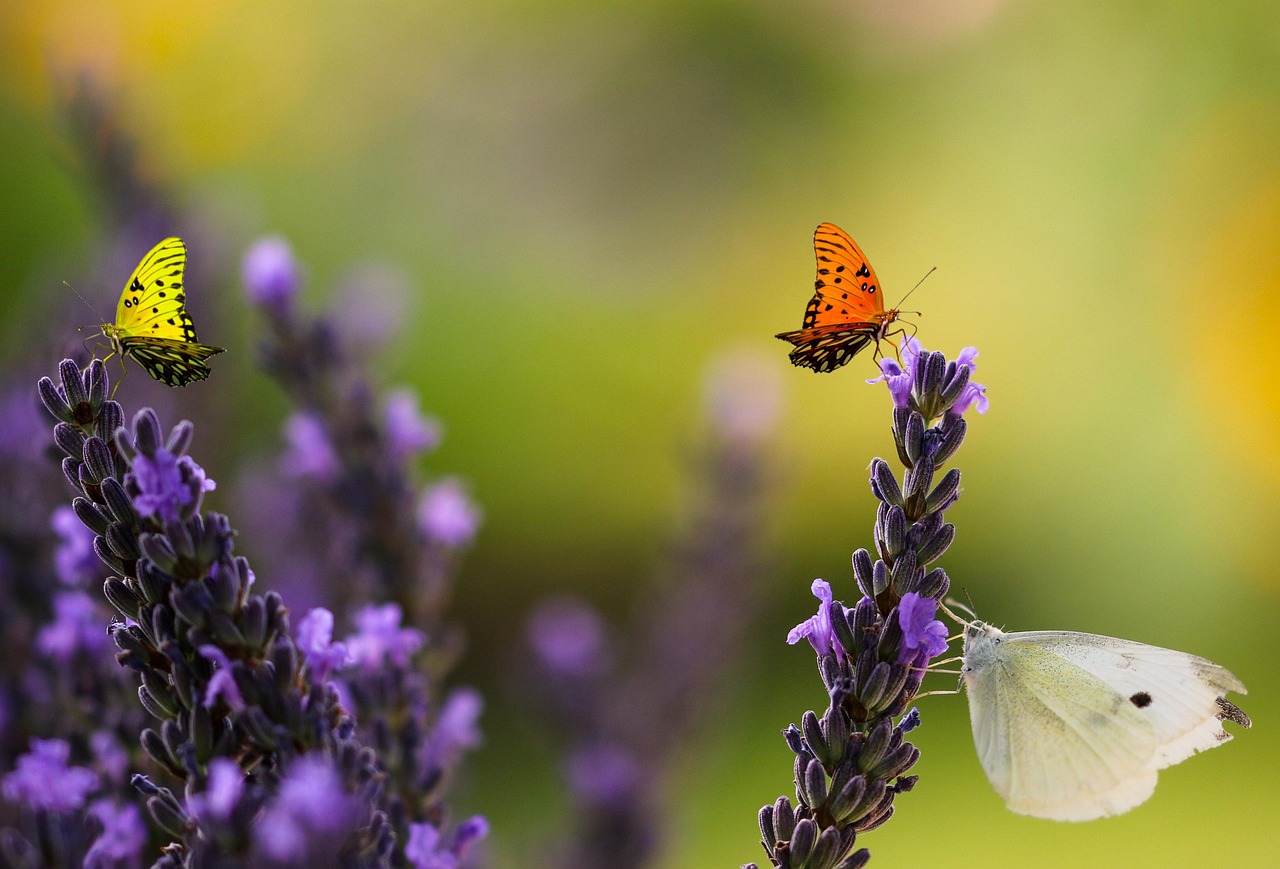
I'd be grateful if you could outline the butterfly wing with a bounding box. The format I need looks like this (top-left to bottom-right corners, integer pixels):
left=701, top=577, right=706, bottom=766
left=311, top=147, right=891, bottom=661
left=1010, top=631, right=1249, bottom=769
left=776, top=223, right=891, bottom=373
left=110, top=237, right=225, bottom=387
left=964, top=624, right=1249, bottom=821
left=116, top=237, right=201, bottom=343
left=122, top=336, right=225, bottom=387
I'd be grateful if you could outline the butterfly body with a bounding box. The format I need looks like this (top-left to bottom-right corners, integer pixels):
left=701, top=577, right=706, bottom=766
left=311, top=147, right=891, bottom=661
left=100, top=237, right=224, bottom=387
left=961, top=619, right=1250, bottom=821
left=776, top=223, right=903, bottom=372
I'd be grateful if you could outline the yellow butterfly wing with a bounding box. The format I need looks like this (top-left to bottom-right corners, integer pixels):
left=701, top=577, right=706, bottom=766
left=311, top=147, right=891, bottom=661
left=104, top=237, right=225, bottom=387
left=115, top=237, right=197, bottom=341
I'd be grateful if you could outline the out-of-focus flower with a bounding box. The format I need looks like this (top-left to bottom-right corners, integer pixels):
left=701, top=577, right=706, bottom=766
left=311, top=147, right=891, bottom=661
left=2, top=739, right=99, bottom=812
left=243, top=236, right=301, bottom=310
left=417, top=478, right=481, bottom=549
left=295, top=607, right=351, bottom=683
left=702, top=350, right=783, bottom=445
left=528, top=597, right=608, bottom=678
left=84, top=799, right=146, bottom=868
left=345, top=603, right=425, bottom=671
left=188, top=758, right=245, bottom=823
left=51, top=505, right=100, bottom=587
left=256, top=755, right=360, bottom=861
left=281, top=413, right=340, bottom=481
left=199, top=646, right=245, bottom=712
left=405, top=816, right=489, bottom=869
left=566, top=743, right=640, bottom=810
left=36, top=592, right=111, bottom=662
left=90, top=731, right=129, bottom=784
left=427, top=687, right=484, bottom=766
left=384, top=389, right=442, bottom=462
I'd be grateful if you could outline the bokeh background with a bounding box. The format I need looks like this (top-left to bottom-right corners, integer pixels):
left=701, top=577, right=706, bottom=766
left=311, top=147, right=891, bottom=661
left=2, top=1, right=1278, bottom=866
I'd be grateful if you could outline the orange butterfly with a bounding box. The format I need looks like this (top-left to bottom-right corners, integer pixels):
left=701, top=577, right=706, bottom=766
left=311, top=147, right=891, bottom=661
left=776, top=223, right=905, bottom=373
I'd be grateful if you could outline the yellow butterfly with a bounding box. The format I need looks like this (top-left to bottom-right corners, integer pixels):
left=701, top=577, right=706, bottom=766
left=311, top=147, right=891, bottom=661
left=100, top=237, right=225, bottom=387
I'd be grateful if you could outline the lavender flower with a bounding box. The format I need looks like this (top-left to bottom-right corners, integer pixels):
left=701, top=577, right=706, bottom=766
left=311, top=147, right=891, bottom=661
left=345, top=602, right=426, bottom=671
left=751, top=342, right=987, bottom=869
left=36, top=591, right=112, bottom=662
left=2, top=739, right=99, bottom=813
left=405, top=816, right=489, bottom=869
left=256, top=756, right=361, bottom=862
left=52, top=504, right=101, bottom=586
left=527, top=351, right=780, bottom=869
left=385, top=389, right=442, bottom=462
left=37, top=359, right=394, bottom=866
left=243, top=236, right=301, bottom=311
left=416, top=478, right=482, bottom=549
left=84, top=799, right=147, bottom=868
left=281, top=412, right=340, bottom=481
left=296, top=607, right=351, bottom=684
left=897, top=592, right=949, bottom=666
left=787, top=579, right=840, bottom=660
left=528, top=596, right=609, bottom=678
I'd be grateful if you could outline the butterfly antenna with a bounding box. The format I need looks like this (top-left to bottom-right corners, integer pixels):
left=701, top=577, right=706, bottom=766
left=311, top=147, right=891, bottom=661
left=65, top=280, right=106, bottom=325
left=895, top=266, right=936, bottom=309
left=938, top=599, right=974, bottom=628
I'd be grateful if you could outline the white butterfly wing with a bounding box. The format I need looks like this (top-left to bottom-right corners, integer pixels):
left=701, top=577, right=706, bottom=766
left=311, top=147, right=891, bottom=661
left=1010, top=631, right=1247, bottom=769
left=965, top=629, right=1157, bottom=820
left=963, top=623, right=1249, bottom=822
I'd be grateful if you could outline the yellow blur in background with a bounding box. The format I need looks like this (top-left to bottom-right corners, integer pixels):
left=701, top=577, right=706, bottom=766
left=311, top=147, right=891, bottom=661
left=1, top=1, right=1278, bottom=866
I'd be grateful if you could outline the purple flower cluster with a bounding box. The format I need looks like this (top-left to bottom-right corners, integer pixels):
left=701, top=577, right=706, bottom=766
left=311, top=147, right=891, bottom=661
left=753, top=340, right=988, bottom=869
left=520, top=353, right=781, bottom=868
left=240, top=236, right=488, bottom=861
left=35, top=359, right=403, bottom=866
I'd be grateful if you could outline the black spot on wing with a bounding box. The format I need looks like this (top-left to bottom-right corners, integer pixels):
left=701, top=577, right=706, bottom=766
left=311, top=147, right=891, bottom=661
left=1129, top=692, right=1152, bottom=708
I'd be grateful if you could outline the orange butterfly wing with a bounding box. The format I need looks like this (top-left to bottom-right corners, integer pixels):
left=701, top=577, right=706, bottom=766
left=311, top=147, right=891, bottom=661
left=776, top=223, right=897, bottom=373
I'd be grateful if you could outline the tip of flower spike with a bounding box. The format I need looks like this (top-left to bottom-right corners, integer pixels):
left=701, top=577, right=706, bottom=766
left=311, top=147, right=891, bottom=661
left=243, top=236, right=301, bottom=309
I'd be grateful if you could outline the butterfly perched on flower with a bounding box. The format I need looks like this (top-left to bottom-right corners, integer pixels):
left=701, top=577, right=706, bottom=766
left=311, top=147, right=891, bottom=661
left=99, top=237, right=225, bottom=387
left=776, top=223, right=906, bottom=373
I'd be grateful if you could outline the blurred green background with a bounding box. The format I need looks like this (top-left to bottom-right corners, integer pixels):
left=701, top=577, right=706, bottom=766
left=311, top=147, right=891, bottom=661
left=2, top=1, right=1278, bottom=866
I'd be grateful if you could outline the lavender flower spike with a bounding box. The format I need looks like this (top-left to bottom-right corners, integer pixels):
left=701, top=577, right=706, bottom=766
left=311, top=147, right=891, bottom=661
left=752, top=342, right=987, bottom=869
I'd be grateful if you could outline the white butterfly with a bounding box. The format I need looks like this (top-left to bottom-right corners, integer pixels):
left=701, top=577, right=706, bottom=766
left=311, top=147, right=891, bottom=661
left=958, top=617, right=1251, bottom=821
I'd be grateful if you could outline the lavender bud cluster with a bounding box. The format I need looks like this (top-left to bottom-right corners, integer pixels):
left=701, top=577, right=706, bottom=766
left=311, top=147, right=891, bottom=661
left=749, top=339, right=987, bottom=869
left=37, top=358, right=392, bottom=867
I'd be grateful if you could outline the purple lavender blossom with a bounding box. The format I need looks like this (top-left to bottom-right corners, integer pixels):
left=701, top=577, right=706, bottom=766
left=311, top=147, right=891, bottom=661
left=385, top=389, right=442, bottom=462
left=417, top=478, right=481, bottom=549
left=952, top=347, right=989, bottom=415
left=91, top=730, right=130, bottom=784
left=188, top=758, right=245, bottom=822
left=36, top=591, right=112, bottom=662
left=281, top=412, right=340, bottom=481
left=243, top=236, right=301, bottom=310
left=256, top=755, right=360, bottom=862
left=84, top=799, right=147, bottom=868
left=345, top=602, right=425, bottom=671
left=427, top=687, right=484, bottom=767
left=51, top=504, right=100, bottom=586
left=405, top=816, right=489, bottom=869
left=786, top=579, right=839, bottom=659
left=199, top=645, right=246, bottom=712
left=527, top=596, right=609, bottom=678
left=566, top=743, right=640, bottom=809
left=868, top=337, right=989, bottom=417
left=130, top=448, right=216, bottom=523
left=2, top=739, right=99, bottom=812
left=896, top=592, right=949, bottom=665
left=295, top=607, right=351, bottom=683
left=866, top=335, right=923, bottom=407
